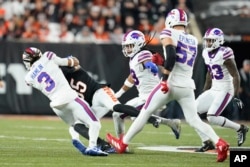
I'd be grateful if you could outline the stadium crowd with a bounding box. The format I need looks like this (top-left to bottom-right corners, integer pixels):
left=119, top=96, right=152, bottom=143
left=0, top=0, right=194, bottom=44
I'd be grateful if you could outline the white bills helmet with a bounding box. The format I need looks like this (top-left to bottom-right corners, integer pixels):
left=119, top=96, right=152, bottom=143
left=122, top=30, right=146, bottom=57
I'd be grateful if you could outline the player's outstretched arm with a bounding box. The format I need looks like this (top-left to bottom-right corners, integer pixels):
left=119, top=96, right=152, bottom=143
left=115, top=74, right=134, bottom=98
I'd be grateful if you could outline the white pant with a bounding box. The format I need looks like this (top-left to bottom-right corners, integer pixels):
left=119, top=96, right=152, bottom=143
left=196, top=88, right=233, bottom=116
left=123, top=82, right=220, bottom=145
left=52, top=97, right=100, bottom=148
left=91, top=87, right=120, bottom=118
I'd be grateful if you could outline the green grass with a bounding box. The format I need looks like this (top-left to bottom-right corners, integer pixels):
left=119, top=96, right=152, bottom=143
left=0, top=116, right=249, bottom=167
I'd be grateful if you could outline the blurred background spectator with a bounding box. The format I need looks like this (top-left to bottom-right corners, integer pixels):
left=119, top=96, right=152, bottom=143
left=0, top=0, right=249, bottom=45
left=239, top=59, right=250, bottom=120
left=75, top=26, right=95, bottom=43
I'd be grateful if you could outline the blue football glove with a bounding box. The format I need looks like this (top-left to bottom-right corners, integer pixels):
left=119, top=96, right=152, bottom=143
left=144, top=61, right=158, bottom=75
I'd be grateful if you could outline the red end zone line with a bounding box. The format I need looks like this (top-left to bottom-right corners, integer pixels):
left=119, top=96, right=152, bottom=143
left=138, top=146, right=250, bottom=155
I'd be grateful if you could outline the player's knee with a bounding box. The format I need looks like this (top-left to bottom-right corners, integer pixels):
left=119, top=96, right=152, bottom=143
left=112, top=111, right=121, bottom=118
left=206, top=115, right=216, bottom=124
left=74, top=123, right=86, bottom=132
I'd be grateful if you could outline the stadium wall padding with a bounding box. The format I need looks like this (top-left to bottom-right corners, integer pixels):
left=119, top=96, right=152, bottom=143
left=0, top=41, right=249, bottom=116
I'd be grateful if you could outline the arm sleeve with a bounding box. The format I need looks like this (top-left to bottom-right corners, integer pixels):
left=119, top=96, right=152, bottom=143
left=163, top=45, right=176, bottom=71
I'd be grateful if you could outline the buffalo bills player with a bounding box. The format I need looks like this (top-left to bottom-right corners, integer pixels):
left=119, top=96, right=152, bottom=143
left=113, top=30, right=181, bottom=140
left=22, top=47, right=108, bottom=156
left=106, top=9, right=229, bottom=162
left=61, top=63, right=174, bottom=153
left=61, top=65, right=116, bottom=153
left=194, top=28, right=249, bottom=152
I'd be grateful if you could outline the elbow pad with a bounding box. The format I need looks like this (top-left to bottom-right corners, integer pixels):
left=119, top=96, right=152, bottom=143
left=164, top=45, right=176, bottom=71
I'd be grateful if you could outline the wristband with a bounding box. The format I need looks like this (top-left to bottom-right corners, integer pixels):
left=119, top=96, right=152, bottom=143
left=124, top=79, right=133, bottom=88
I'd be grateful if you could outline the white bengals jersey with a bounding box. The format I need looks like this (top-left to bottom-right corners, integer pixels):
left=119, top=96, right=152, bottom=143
left=25, top=51, right=78, bottom=107
left=129, top=50, right=160, bottom=98
left=202, top=46, right=234, bottom=91
left=160, top=28, right=198, bottom=89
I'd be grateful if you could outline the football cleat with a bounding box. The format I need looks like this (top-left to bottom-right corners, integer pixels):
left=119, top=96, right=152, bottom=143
left=216, top=138, right=229, bottom=162
left=72, top=139, right=86, bottom=154
left=152, top=119, right=160, bottom=128
left=106, top=133, right=128, bottom=154
left=161, top=118, right=181, bottom=139
left=237, top=124, right=249, bottom=146
left=104, top=147, right=116, bottom=154
left=195, top=140, right=215, bottom=152
left=98, top=141, right=116, bottom=153
left=84, top=146, right=108, bottom=156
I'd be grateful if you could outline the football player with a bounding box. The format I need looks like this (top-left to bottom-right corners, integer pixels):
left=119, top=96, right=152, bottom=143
left=106, top=9, right=230, bottom=162
left=61, top=63, right=180, bottom=154
left=112, top=30, right=181, bottom=140
left=194, top=28, right=249, bottom=152
left=22, top=47, right=108, bottom=156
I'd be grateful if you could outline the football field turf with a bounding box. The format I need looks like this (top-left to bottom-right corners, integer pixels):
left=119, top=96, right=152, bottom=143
left=0, top=115, right=249, bottom=167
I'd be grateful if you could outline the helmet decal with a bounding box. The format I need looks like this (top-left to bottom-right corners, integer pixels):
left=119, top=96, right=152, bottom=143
left=178, top=9, right=186, bottom=21
left=131, top=32, right=143, bottom=39
left=214, top=29, right=223, bottom=36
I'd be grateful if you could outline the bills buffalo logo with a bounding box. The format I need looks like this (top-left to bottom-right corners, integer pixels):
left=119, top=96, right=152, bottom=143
left=130, top=32, right=142, bottom=39
left=214, top=29, right=223, bottom=36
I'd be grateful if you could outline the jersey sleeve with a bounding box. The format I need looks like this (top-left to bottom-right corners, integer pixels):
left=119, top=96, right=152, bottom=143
left=43, top=51, right=68, bottom=66
left=222, top=47, right=234, bottom=60
left=137, top=50, right=152, bottom=63
left=45, top=52, right=68, bottom=66
left=160, top=28, right=172, bottom=40
left=43, top=51, right=56, bottom=60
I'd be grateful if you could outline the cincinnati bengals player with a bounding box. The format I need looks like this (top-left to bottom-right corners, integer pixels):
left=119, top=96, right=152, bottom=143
left=61, top=62, right=173, bottom=153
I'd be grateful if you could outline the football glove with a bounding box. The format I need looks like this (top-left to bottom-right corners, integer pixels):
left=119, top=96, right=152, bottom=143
left=152, top=52, right=164, bottom=66
left=160, top=81, right=169, bottom=93
left=144, top=61, right=158, bottom=75
left=233, top=97, right=244, bottom=110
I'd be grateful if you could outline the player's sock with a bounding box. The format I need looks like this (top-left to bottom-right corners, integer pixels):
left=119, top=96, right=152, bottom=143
left=74, top=123, right=90, bottom=139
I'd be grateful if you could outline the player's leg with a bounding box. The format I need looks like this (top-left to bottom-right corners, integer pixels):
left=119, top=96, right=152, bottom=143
left=52, top=105, right=90, bottom=155
left=151, top=114, right=181, bottom=139
left=176, top=87, right=229, bottom=162
left=112, top=112, right=126, bottom=137
left=107, top=83, right=170, bottom=153
left=73, top=123, right=115, bottom=153
left=93, top=87, right=160, bottom=131
left=195, top=90, right=215, bottom=152
left=207, top=90, right=249, bottom=146
left=71, top=98, right=108, bottom=156
left=69, top=126, right=87, bottom=154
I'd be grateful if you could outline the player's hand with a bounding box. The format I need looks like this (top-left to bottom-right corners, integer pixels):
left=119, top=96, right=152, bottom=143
left=152, top=52, right=164, bottom=66
left=160, top=81, right=169, bottom=93
left=67, top=56, right=79, bottom=67
left=233, top=97, right=244, bottom=110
